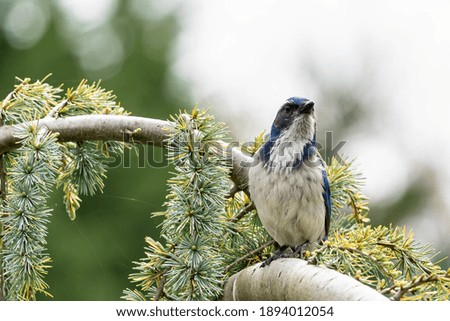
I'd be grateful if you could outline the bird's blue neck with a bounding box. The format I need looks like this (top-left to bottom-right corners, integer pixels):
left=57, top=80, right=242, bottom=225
left=259, top=124, right=280, bottom=164
left=294, top=134, right=316, bottom=168
left=259, top=124, right=316, bottom=169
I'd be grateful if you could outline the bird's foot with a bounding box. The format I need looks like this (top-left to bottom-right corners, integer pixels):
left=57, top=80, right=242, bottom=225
left=280, top=242, right=309, bottom=259
left=291, top=242, right=308, bottom=258
left=260, top=242, right=310, bottom=267
left=260, top=253, right=282, bottom=268
left=260, top=245, right=288, bottom=268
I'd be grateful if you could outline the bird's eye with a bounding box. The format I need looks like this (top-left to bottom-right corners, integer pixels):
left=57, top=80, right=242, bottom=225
left=285, top=105, right=293, bottom=113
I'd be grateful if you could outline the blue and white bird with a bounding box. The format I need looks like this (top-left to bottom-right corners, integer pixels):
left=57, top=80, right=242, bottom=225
left=249, top=97, right=331, bottom=267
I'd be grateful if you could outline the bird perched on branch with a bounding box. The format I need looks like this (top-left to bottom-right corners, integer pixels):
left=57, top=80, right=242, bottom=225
left=249, top=97, right=331, bottom=267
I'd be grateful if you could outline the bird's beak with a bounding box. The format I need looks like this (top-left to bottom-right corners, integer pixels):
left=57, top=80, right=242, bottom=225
left=299, top=100, right=315, bottom=114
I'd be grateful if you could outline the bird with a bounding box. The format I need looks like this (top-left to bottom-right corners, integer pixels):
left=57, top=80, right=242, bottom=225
left=248, top=97, right=331, bottom=267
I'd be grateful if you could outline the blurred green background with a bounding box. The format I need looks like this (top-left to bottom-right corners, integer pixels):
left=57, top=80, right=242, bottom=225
left=0, top=0, right=448, bottom=300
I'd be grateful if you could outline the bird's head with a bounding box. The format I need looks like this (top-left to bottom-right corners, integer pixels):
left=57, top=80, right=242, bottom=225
left=270, top=97, right=316, bottom=142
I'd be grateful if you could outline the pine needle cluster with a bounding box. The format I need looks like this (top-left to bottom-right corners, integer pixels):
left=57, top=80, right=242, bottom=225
left=123, top=108, right=231, bottom=301
left=0, top=77, right=128, bottom=300
left=1, top=125, right=60, bottom=300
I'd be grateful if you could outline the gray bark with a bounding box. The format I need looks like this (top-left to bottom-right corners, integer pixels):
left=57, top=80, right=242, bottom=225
left=223, top=258, right=388, bottom=301
left=0, top=115, right=252, bottom=191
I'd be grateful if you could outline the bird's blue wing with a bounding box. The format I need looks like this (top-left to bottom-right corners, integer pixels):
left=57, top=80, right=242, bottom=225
left=321, top=168, right=331, bottom=239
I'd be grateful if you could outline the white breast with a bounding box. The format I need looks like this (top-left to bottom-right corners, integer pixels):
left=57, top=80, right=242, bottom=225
left=248, top=117, right=326, bottom=247
left=249, top=161, right=326, bottom=247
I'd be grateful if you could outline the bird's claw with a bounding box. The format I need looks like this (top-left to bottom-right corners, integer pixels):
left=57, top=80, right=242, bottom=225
left=260, top=244, right=288, bottom=268
left=260, top=242, right=309, bottom=268
left=260, top=253, right=281, bottom=268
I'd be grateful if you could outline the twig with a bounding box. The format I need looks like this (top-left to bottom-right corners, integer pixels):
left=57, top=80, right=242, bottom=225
left=227, top=185, right=240, bottom=198
left=154, top=268, right=169, bottom=301
left=1, top=78, right=29, bottom=110
left=45, top=99, right=68, bottom=119
left=376, top=241, right=433, bottom=275
left=392, top=274, right=440, bottom=301
left=231, top=203, right=255, bottom=223
left=379, top=285, right=396, bottom=295
left=225, top=240, right=275, bottom=273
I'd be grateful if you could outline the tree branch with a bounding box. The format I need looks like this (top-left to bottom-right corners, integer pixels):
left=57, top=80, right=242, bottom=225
left=223, top=259, right=388, bottom=301
left=225, top=240, right=275, bottom=273
left=45, top=99, right=68, bottom=119
left=0, top=115, right=168, bottom=152
left=0, top=114, right=252, bottom=193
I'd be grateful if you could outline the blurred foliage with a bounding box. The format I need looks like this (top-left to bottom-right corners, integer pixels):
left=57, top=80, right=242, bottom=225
left=0, top=0, right=184, bottom=300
